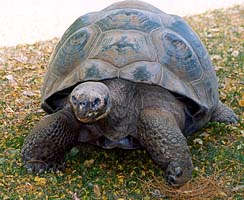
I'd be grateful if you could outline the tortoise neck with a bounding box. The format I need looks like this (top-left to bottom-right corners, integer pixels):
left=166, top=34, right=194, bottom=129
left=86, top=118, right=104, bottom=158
left=62, top=106, right=81, bottom=126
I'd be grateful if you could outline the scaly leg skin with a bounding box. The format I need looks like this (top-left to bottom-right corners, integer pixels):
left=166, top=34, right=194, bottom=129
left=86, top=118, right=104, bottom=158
left=138, top=109, right=193, bottom=186
left=21, top=107, right=80, bottom=174
left=210, top=101, right=238, bottom=124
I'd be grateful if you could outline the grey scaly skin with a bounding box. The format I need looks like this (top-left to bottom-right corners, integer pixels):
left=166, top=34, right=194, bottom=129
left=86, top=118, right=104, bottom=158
left=21, top=79, right=237, bottom=185
left=138, top=109, right=193, bottom=185
left=21, top=107, right=80, bottom=173
left=210, top=101, right=238, bottom=124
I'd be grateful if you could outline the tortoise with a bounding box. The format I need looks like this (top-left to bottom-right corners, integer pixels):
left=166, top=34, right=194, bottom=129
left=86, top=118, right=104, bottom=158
left=21, top=0, right=238, bottom=186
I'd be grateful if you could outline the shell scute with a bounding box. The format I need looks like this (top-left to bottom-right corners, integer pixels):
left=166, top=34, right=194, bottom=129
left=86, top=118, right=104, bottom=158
left=152, top=28, right=203, bottom=82
left=89, top=31, right=156, bottom=67
left=50, top=25, right=100, bottom=76
left=52, top=12, right=98, bottom=59
left=79, top=60, right=118, bottom=81
left=96, top=9, right=162, bottom=32
left=168, top=17, right=213, bottom=71
left=119, top=61, right=162, bottom=84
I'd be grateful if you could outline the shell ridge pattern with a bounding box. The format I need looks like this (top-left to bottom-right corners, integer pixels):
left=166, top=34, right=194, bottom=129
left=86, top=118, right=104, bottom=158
left=150, top=13, right=166, bottom=33
left=79, top=59, right=118, bottom=82
left=161, top=66, right=199, bottom=101
left=148, top=30, right=161, bottom=63
left=95, top=8, right=162, bottom=32
left=148, top=31, right=159, bottom=63
left=165, top=18, right=218, bottom=107
left=168, top=17, right=214, bottom=72
left=119, top=61, right=163, bottom=84
left=150, top=27, right=210, bottom=104
left=44, top=24, right=102, bottom=101
left=41, top=73, right=58, bottom=101
left=88, top=30, right=157, bottom=68
left=190, top=72, right=205, bottom=96
left=86, top=58, right=119, bottom=70
left=102, top=2, right=164, bottom=14
left=50, top=27, right=88, bottom=71
left=149, top=25, right=163, bottom=34
left=162, top=28, right=203, bottom=82
left=51, top=24, right=101, bottom=77
left=86, top=24, right=103, bottom=60
left=51, top=26, right=90, bottom=62
left=51, top=12, right=99, bottom=62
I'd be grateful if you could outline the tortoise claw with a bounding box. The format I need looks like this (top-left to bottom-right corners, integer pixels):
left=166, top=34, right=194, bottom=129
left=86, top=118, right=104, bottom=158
left=23, top=159, right=66, bottom=174
left=165, top=161, right=192, bottom=186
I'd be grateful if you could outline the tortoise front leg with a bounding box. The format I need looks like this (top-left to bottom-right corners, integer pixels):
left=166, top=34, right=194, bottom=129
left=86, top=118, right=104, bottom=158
left=138, top=108, right=193, bottom=186
left=21, top=107, right=80, bottom=173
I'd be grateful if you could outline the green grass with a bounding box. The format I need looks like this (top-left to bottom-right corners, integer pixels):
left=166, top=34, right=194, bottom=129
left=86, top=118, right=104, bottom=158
left=0, top=5, right=243, bottom=200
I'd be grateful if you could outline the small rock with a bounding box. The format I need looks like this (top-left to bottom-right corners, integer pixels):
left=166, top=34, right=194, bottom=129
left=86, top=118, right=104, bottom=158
left=193, top=138, right=203, bottom=145
left=87, top=182, right=94, bottom=189
left=5, top=74, right=14, bottom=81
left=5, top=74, right=17, bottom=85
left=210, top=27, right=220, bottom=32
left=0, top=57, right=4, bottom=64
left=214, top=66, right=224, bottom=71
left=72, top=192, right=81, bottom=200
left=23, top=91, right=35, bottom=97
left=151, top=189, right=166, bottom=198
left=211, top=55, right=222, bottom=60
left=241, top=130, right=244, bottom=137
left=231, top=50, right=239, bottom=57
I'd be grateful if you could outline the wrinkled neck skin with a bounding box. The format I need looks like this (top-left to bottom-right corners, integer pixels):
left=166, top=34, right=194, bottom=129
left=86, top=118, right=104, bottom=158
left=91, top=79, right=140, bottom=141
left=67, top=79, right=185, bottom=138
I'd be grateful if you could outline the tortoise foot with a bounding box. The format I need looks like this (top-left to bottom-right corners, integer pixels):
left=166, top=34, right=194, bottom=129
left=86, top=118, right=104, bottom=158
left=211, top=101, right=238, bottom=124
left=23, top=159, right=66, bottom=174
left=138, top=108, right=193, bottom=186
left=21, top=108, right=80, bottom=174
left=21, top=131, right=67, bottom=174
left=165, top=161, right=192, bottom=186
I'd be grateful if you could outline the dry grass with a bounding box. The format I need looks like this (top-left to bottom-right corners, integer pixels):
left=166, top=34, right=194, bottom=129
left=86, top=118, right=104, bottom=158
left=143, top=174, right=228, bottom=199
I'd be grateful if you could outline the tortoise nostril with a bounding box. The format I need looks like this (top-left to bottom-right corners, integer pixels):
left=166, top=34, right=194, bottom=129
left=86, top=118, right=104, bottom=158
left=175, top=167, right=183, bottom=177
left=80, top=101, right=88, bottom=107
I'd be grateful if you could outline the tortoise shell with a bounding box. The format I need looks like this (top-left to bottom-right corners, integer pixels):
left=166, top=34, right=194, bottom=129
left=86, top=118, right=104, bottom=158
left=41, top=0, right=219, bottom=133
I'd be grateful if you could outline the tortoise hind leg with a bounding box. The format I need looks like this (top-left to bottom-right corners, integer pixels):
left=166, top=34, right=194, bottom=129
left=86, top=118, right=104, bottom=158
left=21, top=107, right=80, bottom=173
left=210, top=101, right=238, bottom=124
left=138, top=108, right=193, bottom=186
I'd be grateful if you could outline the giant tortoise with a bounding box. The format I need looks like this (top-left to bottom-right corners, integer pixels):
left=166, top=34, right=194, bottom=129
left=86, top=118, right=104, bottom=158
left=21, top=0, right=237, bottom=185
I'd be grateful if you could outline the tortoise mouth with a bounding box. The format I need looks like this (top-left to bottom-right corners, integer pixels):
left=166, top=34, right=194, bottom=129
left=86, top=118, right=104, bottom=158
left=76, top=106, right=111, bottom=123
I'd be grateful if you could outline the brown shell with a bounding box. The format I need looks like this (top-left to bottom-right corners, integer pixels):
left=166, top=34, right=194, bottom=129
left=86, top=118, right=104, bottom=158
left=42, top=0, right=219, bottom=124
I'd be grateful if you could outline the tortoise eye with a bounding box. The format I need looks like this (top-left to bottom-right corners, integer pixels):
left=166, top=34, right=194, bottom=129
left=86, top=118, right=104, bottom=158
left=104, top=96, right=109, bottom=107
left=92, top=98, right=101, bottom=107
left=72, top=95, right=78, bottom=105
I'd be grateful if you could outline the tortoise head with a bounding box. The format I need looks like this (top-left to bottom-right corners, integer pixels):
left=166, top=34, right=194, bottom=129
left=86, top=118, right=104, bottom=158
left=70, top=82, right=111, bottom=123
